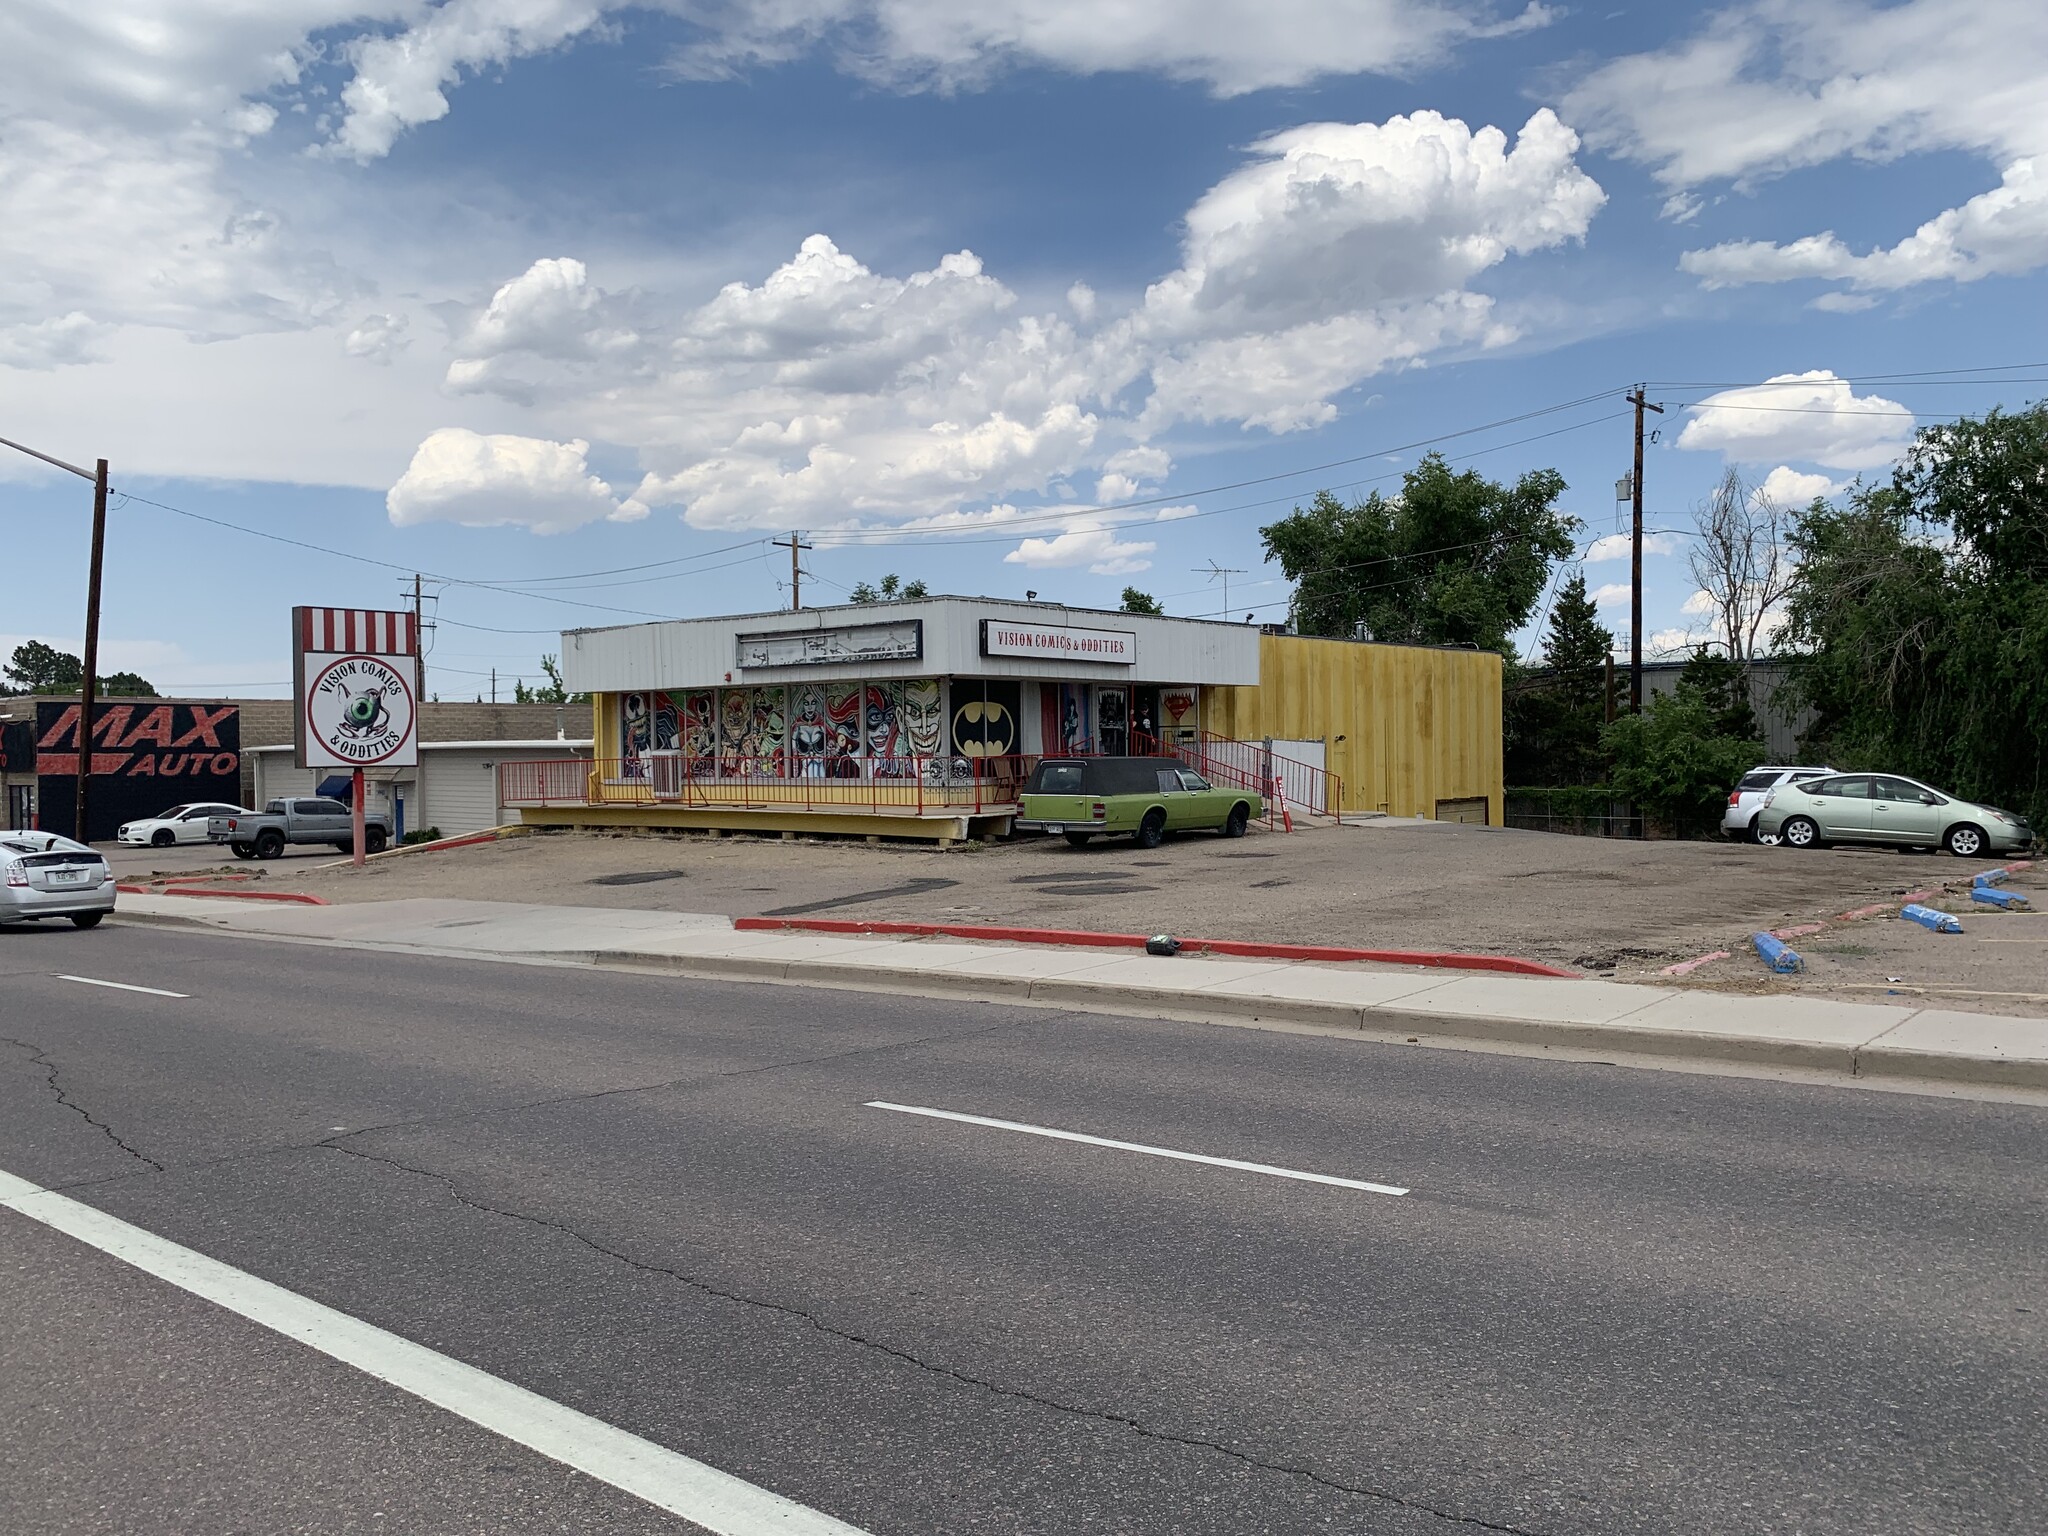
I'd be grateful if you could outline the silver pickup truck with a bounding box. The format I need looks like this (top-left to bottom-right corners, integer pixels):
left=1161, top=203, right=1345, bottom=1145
left=209, top=797, right=391, bottom=860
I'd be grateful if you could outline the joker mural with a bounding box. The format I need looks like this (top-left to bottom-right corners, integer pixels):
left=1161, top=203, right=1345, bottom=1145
left=902, top=678, right=944, bottom=759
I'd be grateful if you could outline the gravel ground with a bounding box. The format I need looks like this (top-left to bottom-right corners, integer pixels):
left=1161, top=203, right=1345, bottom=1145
left=128, top=818, right=2047, bottom=1014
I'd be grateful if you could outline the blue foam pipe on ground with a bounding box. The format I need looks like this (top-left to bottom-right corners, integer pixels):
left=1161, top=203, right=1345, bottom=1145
left=1752, top=931, right=1804, bottom=973
left=1901, top=903, right=1963, bottom=933
left=1973, top=868, right=2009, bottom=887
left=1971, top=886, right=2030, bottom=910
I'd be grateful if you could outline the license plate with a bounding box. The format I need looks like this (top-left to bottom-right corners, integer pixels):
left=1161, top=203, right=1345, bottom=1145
left=50, top=869, right=86, bottom=884
left=1043, top=824, right=1063, bottom=834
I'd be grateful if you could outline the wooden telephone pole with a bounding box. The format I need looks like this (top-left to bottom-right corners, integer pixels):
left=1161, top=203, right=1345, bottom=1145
left=1628, top=387, right=1663, bottom=714
left=773, top=532, right=813, bottom=610
left=0, top=433, right=106, bottom=839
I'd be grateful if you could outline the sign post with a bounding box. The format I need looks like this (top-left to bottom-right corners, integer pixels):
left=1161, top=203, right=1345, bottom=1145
left=294, top=608, right=420, bottom=868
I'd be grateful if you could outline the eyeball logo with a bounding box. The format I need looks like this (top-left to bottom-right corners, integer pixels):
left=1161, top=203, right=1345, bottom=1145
left=307, top=655, right=415, bottom=764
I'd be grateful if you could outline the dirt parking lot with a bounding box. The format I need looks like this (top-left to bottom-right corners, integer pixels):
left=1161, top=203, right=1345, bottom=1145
left=130, top=818, right=2046, bottom=1015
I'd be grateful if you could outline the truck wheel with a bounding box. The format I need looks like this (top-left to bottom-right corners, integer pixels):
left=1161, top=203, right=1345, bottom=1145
left=364, top=828, right=388, bottom=855
left=1135, top=809, right=1167, bottom=850
left=1222, top=803, right=1250, bottom=838
left=255, top=830, right=285, bottom=860
left=1063, top=831, right=1094, bottom=848
left=230, top=842, right=256, bottom=860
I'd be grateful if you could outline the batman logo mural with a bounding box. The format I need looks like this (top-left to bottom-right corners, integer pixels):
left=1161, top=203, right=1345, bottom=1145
left=951, top=698, right=1018, bottom=758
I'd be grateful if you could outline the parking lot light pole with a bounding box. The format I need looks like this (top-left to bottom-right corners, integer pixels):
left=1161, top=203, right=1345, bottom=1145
left=0, top=433, right=107, bottom=841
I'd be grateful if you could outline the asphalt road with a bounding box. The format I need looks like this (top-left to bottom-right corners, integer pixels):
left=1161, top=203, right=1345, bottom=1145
left=2, top=920, right=2043, bottom=1535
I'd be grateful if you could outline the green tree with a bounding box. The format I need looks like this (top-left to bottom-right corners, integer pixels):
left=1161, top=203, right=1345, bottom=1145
left=1782, top=402, right=2048, bottom=826
left=1675, top=646, right=1757, bottom=743
left=3, top=640, right=83, bottom=695
left=1516, top=572, right=1615, bottom=785
left=1261, top=454, right=1575, bottom=654
left=1602, top=684, right=1765, bottom=838
left=850, top=574, right=927, bottom=604
left=1119, top=587, right=1164, bottom=615
left=513, top=654, right=584, bottom=705
left=98, top=671, right=158, bottom=697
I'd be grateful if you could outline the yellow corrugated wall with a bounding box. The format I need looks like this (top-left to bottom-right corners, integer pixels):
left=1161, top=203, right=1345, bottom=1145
left=1205, top=635, right=1503, bottom=822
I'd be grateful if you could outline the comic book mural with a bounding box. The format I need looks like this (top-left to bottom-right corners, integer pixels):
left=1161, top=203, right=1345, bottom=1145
left=682, top=690, right=717, bottom=772
left=1059, top=684, right=1090, bottom=753
left=826, top=683, right=864, bottom=774
left=861, top=681, right=909, bottom=773
left=740, top=686, right=785, bottom=774
left=789, top=684, right=831, bottom=776
left=620, top=691, right=679, bottom=774
left=952, top=681, right=1020, bottom=758
left=902, top=678, right=944, bottom=759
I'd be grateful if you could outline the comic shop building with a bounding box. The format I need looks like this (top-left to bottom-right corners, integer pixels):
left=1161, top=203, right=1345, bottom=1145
left=503, top=597, right=1258, bottom=841
left=502, top=596, right=1505, bottom=841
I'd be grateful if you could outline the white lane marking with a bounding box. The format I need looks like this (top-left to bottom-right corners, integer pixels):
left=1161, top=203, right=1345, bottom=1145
left=55, top=975, right=190, bottom=998
left=866, top=1102, right=1409, bottom=1197
left=0, top=1168, right=873, bottom=1536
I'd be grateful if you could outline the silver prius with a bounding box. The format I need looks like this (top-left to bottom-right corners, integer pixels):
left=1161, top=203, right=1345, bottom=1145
left=0, top=831, right=117, bottom=929
left=1756, top=772, right=2034, bottom=858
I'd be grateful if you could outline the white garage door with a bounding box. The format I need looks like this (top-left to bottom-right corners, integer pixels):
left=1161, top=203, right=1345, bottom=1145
left=421, top=752, right=504, bottom=839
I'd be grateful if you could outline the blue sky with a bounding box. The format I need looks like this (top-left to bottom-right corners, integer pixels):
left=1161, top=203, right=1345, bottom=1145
left=2, top=1, right=2044, bottom=698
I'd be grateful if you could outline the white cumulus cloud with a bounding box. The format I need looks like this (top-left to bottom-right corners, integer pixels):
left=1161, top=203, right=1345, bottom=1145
left=1591, top=582, right=1631, bottom=607
left=413, top=106, right=1602, bottom=532
left=1755, top=465, right=1842, bottom=507
left=1585, top=532, right=1681, bottom=562
left=1002, top=521, right=1157, bottom=576
left=387, top=428, right=647, bottom=534
left=1676, top=371, right=1914, bottom=471
left=1566, top=0, right=2048, bottom=296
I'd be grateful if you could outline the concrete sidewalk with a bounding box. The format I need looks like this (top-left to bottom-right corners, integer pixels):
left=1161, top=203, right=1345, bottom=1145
left=112, top=894, right=2048, bottom=1094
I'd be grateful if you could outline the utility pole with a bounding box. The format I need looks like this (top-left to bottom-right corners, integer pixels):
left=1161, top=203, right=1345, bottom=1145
left=490, top=667, right=497, bottom=704
left=773, top=532, right=812, bottom=610
left=412, top=573, right=426, bottom=702
left=1628, top=386, right=1664, bottom=714
left=0, top=434, right=106, bottom=841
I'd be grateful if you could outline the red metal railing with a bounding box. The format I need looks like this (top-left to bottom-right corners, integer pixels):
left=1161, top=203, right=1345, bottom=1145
left=1131, top=731, right=1343, bottom=824
left=500, top=755, right=1037, bottom=817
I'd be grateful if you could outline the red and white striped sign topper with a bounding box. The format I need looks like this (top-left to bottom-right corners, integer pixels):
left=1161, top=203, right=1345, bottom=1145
left=297, top=607, right=419, bottom=655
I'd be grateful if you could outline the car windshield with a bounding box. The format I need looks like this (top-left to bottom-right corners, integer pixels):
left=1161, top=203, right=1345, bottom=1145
left=155, top=805, right=194, bottom=819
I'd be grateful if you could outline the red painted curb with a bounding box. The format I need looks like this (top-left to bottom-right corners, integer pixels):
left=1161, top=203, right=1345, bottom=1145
left=733, top=916, right=1579, bottom=978
left=120, top=883, right=328, bottom=906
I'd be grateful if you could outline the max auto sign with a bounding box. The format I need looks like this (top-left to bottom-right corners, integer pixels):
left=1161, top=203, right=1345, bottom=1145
left=33, top=701, right=241, bottom=841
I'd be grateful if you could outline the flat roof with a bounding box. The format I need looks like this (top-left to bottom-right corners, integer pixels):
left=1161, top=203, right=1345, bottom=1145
left=563, top=592, right=1261, bottom=638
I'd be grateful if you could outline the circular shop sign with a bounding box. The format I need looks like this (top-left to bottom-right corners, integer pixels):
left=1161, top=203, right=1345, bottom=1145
left=305, top=654, right=417, bottom=765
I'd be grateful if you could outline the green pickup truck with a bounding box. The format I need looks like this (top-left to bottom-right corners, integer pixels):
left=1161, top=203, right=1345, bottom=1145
left=1018, top=756, right=1261, bottom=849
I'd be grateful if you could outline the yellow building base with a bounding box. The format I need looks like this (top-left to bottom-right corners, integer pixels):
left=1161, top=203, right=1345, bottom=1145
left=516, top=804, right=1012, bottom=845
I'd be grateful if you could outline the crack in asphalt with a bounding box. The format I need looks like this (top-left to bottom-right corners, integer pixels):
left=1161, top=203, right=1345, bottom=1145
left=0, top=1035, right=165, bottom=1173
left=325, top=1139, right=1552, bottom=1536
left=18, top=1014, right=1039, bottom=1200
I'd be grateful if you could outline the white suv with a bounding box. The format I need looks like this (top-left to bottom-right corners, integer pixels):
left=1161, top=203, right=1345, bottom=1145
left=1725, top=765, right=1834, bottom=843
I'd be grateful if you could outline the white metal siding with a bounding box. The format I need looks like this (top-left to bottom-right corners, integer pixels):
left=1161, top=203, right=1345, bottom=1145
left=561, top=597, right=1262, bottom=693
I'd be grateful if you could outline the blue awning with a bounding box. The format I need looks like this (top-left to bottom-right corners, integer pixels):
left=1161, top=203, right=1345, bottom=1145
left=316, top=775, right=354, bottom=803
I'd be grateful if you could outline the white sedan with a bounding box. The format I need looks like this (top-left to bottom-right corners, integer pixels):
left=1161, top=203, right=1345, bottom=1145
left=117, top=802, right=249, bottom=848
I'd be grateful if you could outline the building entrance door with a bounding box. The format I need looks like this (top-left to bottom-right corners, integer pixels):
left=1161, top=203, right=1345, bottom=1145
left=1132, top=688, right=1161, bottom=751
left=7, top=784, right=32, bottom=831
left=1096, top=686, right=1131, bottom=755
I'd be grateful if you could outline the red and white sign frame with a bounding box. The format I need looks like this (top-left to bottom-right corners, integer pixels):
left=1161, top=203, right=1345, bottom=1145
left=293, top=607, right=421, bottom=770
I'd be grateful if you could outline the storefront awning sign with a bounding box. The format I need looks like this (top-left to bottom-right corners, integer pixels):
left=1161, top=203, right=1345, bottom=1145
left=736, top=620, right=923, bottom=669
left=980, top=619, right=1135, bottom=665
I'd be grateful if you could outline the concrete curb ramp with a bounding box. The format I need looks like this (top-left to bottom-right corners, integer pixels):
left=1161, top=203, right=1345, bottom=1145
left=113, top=894, right=2048, bottom=1093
